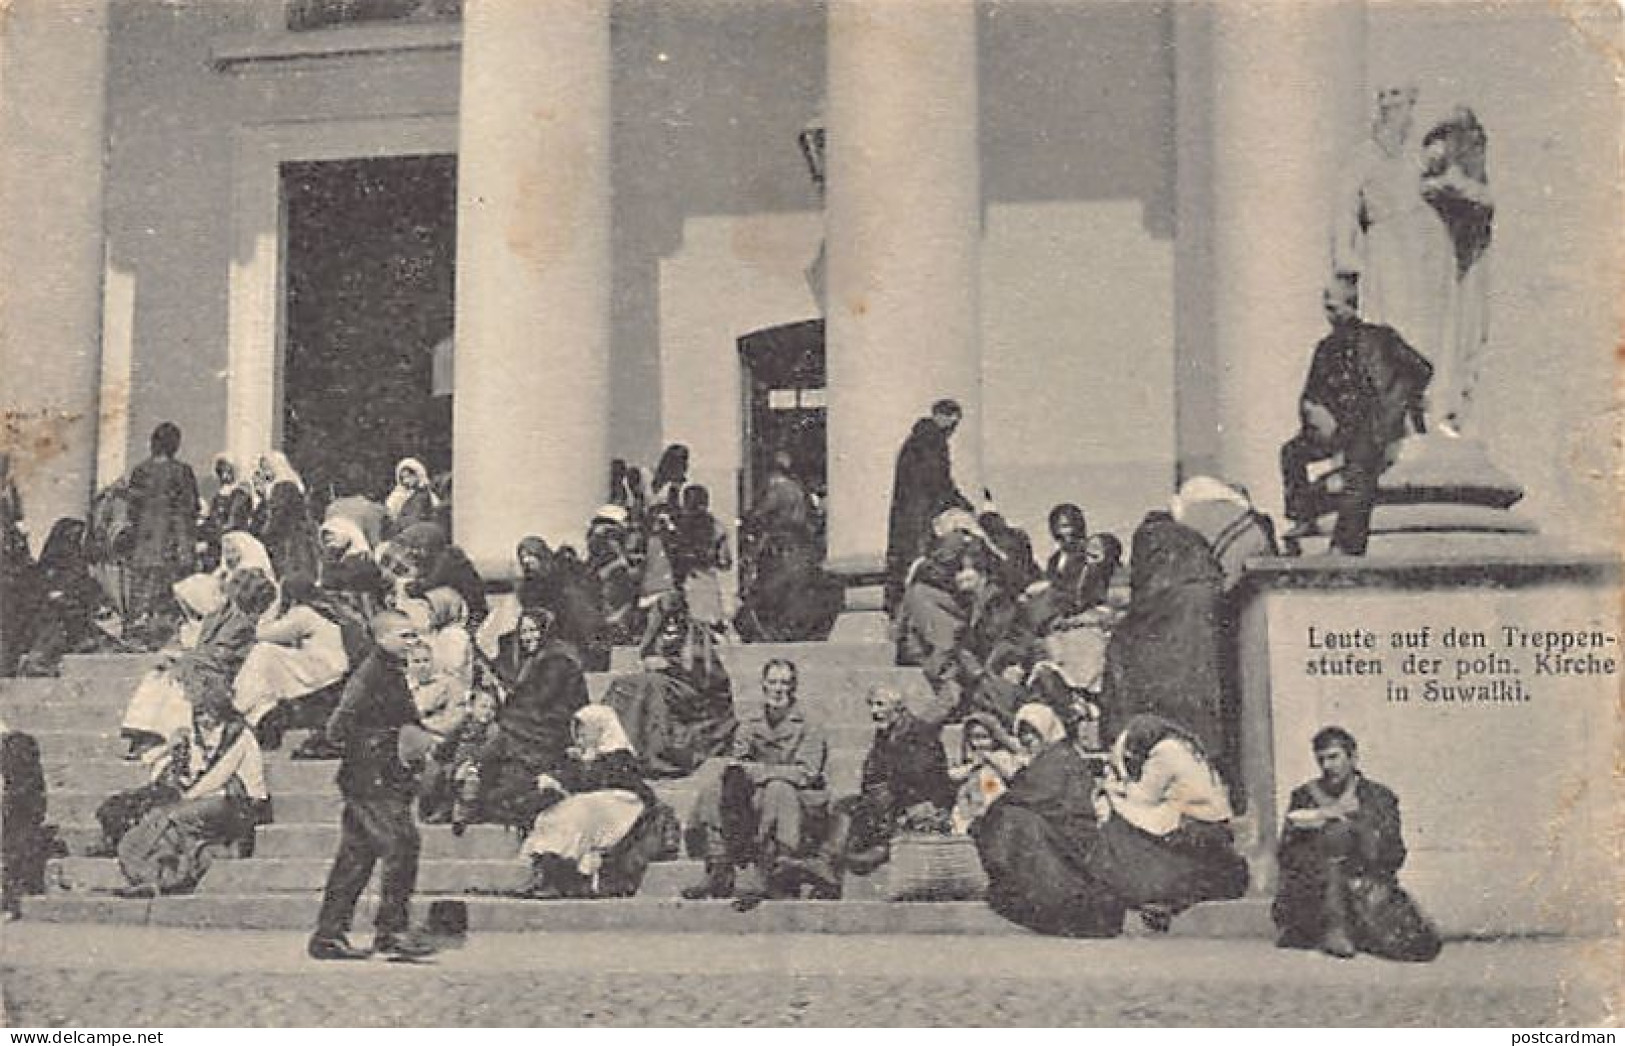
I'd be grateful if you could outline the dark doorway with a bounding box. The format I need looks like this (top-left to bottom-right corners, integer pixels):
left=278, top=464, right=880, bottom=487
left=738, top=319, right=826, bottom=515
left=282, top=155, right=456, bottom=504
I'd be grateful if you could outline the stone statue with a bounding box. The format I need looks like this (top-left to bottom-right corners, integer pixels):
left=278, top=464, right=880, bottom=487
left=1335, top=88, right=1496, bottom=437
left=1334, top=87, right=1452, bottom=408
left=1420, top=107, right=1494, bottom=434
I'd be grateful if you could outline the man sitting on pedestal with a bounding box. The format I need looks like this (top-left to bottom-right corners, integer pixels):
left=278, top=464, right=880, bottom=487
left=1273, top=726, right=1441, bottom=962
left=1280, top=275, right=1432, bottom=556
left=682, top=658, right=828, bottom=907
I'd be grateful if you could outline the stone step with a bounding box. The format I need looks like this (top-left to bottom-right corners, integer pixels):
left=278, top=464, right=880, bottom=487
left=60, top=653, right=165, bottom=682
left=256, top=822, right=526, bottom=859
left=20, top=892, right=1027, bottom=935
left=56, top=643, right=899, bottom=690
left=19, top=890, right=1276, bottom=938
left=21, top=716, right=898, bottom=769
left=6, top=666, right=929, bottom=723
left=47, top=856, right=895, bottom=901
left=610, top=641, right=896, bottom=676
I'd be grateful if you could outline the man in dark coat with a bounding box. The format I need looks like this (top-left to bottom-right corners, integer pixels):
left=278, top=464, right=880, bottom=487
left=1273, top=726, right=1440, bottom=962
left=1280, top=277, right=1433, bottom=555
left=309, top=609, right=435, bottom=961
left=884, top=400, right=971, bottom=614
left=803, top=685, right=953, bottom=886
left=126, top=422, right=198, bottom=638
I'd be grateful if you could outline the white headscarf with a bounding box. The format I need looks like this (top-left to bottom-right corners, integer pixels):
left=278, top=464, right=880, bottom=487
left=219, top=531, right=276, bottom=586
left=257, top=451, right=305, bottom=494
left=319, top=516, right=372, bottom=557
left=386, top=457, right=439, bottom=519
left=1170, top=475, right=1250, bottom=523
left=573, top=704, right=634, bottom=761
left=1014, top=702, right=1067, bottom=749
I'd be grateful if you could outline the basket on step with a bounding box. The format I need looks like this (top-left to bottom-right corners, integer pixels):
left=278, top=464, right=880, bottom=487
left=881, top=832, right=987, bottom=902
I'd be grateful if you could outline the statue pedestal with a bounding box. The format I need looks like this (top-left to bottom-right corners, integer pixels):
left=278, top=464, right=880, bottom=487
left=1236, top=549, right=1620, bottom=936
left=1294, top=432, right=1543, bottom=557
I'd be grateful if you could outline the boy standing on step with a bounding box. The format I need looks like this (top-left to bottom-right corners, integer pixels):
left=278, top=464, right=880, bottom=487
left=308, top=609, right=436, bottom=961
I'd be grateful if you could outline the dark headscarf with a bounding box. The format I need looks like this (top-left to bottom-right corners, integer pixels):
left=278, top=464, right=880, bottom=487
left=652, top=444, right=690, bottom=496
left=37, top=519, right=89, bottom=576
left=1075, top=532, right=1123, bottom=610
left=394, top=521, right=449, bottom=566
left=1116, top=713, right=1207, bottom=782
left=1128, top=513, right=1221, bottom=602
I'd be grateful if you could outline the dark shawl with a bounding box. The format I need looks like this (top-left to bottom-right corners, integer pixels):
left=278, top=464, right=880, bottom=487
left=974, top=742, right=1124, bottom=937
left=1099, top=514, right=1226, bottom=757
left=491, top=643, right=589, bottom=774
left=255, top=480, right=321, bottom=582
left=30, top=519, right=103, bottom=657
left=396, top=522, right=488, bottom=623
left=602, top=665, right=737, bottom=778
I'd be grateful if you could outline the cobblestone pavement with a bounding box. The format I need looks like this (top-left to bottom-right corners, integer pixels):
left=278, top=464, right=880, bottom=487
left=3, top=925, right=1617, bottom=1027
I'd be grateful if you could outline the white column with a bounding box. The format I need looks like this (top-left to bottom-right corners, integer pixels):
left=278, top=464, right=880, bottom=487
left=823, top=0, right=982, bottom=574
left=0, top=0, right=108, bottom=546
left=1207, top=0, right=1365, bottom=515
left=454, top=0, right=611, bottom=576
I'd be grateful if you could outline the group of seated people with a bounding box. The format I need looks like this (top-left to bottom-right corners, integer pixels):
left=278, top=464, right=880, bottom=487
left=12, top=424, right=1436, bottom=961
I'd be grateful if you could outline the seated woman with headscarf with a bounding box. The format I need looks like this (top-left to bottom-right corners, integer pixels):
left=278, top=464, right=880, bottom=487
left=974, top=703, right=1125, bottom=938
left=198, top=455, right=255, bottom=572
left=1098, top=512, right=1228, bottom=765
left=383, top=457, right=439, bottom=539
left=232, top=573, right=349, bottom=736
left=422, top=586, right=474, bottom=696
left=121, top=569, right=279, bottom=759
left=386, top=521, right=488, bottom=630
left=514, top=705, right=660, bottom=899
left=317, top=516, right=385, bottom=617
left=514, top=536, right=611, bottom=673
left=107, top=690, right=270, bottom=892
left=251, top=452, right=321, bottom=584
left=585, top=508, right=640, bottom=645
left=477, top=608, right=589, bottom=828
left=948, top=712, right=1024, bottom=835
left=17, top=519, right=107, bottom=675
left=602, top=594, right=737, bottom=778
left=1085, top=713, right=1249, bottom=931
left=171, top=531, right=276, bottom=650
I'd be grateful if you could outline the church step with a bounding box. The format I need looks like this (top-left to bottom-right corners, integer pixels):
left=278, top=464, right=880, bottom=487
left=7, top=666, right=930, bottom=725
left=60, top=653, right=165, bottom=682
left=609, top=641, right=895, bottom=676
left=46, top=856, right=896, bottom=901
left=22, top=732, right=896, bottom=779
left=20, top=892, right=1024, bottom=935
left=19, top=890, right=1276, bottom=938
left=58, top=642, right=898, bottom=690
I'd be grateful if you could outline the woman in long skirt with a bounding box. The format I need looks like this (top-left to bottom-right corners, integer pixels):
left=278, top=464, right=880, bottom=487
left=517, top=705, right=657, bottom=898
